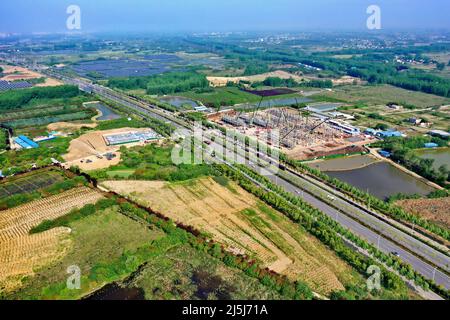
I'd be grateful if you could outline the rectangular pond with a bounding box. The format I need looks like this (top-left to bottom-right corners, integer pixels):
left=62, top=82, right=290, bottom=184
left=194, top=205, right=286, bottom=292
left=311, top=155, right=437, bottom=200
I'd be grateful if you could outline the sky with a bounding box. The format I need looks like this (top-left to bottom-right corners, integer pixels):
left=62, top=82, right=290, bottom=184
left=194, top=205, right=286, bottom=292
left=0, top=0, right=449, bottom=34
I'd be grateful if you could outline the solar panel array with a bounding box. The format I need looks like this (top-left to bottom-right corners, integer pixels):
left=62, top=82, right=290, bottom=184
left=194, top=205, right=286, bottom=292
left=0, top=80, right=32, bottom=91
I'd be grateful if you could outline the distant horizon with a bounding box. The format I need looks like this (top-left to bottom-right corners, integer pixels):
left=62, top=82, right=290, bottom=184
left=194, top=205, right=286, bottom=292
left=1, top=0, right=449, bottom=34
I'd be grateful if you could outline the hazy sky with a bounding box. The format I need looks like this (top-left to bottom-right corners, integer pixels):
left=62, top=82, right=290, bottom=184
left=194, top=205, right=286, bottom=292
left=1, top=0, right=449, bottom=33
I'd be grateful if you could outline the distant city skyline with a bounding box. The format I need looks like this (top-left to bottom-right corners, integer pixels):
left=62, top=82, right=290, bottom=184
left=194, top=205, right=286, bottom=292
left=1, top=0, right=450, bottom=34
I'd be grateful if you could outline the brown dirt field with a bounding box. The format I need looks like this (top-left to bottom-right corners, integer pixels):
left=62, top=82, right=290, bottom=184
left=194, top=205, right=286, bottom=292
left=102, top=178, right=359, bottom=295
left=0, top=65, right=62, bottom=87
left=396, top=197, right=450, bottom=229
left=62, top=128, right=151, bottom=171
left=0, top=187, right=103, bottom=292
left=47, top=122, right=98, bottom=132
left=207, top=70, right=305, bottom=87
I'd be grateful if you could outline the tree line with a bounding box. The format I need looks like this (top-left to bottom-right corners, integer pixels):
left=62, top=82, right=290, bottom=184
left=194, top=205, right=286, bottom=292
left=0, top=85, right=81, bottom=111
left=108, top=72, right=210, bottom=95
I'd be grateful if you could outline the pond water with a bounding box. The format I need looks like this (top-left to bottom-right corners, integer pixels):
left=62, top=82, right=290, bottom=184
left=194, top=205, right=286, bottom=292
left=90, top=103, right=121, bottom=121
left=324, top=161, right=436, bottom=200
left=416, top=148, right=450, bottom=171
left=160, top=96, right=200, bottom=109
left=85, top=283, right=145, bottom=300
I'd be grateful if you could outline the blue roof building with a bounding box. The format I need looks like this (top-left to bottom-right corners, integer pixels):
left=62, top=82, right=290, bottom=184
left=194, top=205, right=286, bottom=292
left=424, top=143, right=439, bottom=149
left=379, top=150, right=392, bottom=158
left=14, top=136, right=39, bottom=149
left=376, top=131, right=403, bottom=138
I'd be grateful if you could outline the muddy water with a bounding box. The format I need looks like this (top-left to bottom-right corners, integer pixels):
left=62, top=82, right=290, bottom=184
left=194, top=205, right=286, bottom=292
left=416, top=148, right=450, bottom=171
left=325, top=161, right=436, bottom=200
left=86, top=283, right=145, bottom=300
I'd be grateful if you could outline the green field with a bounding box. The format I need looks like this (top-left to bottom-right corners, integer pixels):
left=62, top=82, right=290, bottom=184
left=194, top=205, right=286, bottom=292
left=0, top=137, right=72, bottom=174
left=0, top=128, right=7, bottom=150
left=0, top=86, right=95, bottom=129
left=178, top=87, right=266, bottom=107
left=318, top=85, right=450, bottom=109
left=5, top=204, right=283, bottom=300
left=91, top=142, right=212, bottom=182
left=0, top=168, right=87, bottom=210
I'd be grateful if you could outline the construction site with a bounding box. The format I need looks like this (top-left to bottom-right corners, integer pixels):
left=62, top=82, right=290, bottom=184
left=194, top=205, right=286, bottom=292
left=210, top=107, right=371, bottom=160
left=63, top=128, right=161, bottom=171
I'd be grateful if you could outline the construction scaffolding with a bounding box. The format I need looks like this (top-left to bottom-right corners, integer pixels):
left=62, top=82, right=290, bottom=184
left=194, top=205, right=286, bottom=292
left=219, top=107, right=346, bottom=150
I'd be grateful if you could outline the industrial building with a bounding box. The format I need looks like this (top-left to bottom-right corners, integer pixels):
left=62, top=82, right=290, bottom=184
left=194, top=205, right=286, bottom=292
left=14, top=135, right=39, bottom=149
left=428, top=130, right=450, bottom=140
left=103, top=130, right=160, bottom=146
left=327, top=120, right=360, bottom=136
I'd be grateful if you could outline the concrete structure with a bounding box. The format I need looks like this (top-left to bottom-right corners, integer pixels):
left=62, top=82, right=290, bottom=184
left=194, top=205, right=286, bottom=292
left=428, top=130, right=450, bottom=139
left=328, top=120, right=360, bottom=136
left=376, top=131, right=403, bottom=138
left=103, top=130, right=160, bottom=146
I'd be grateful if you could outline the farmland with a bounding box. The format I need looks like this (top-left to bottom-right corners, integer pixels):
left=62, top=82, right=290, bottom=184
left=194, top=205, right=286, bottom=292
left=90, top=142, right=212, bottom=182
left=4, top=202, right=285, bottom=300
left=0, top=86, right=96, bottom=129
left=319, top=85, right=450, bottom=109
left=101, top=177, right=363, bottom=295
left=0, top=187, right=103, bottom=292
left=178, top=87, right=304, bottom=108
left=396, top=197, right=450, bottom=229
left=0, top=169, right=65, bottom=200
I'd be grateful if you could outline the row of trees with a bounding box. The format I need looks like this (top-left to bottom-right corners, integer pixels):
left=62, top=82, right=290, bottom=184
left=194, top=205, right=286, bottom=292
left=260, top=77, right=333, bottom=88
left=375, top=136, right=450, bottom=185
left=217, top=164, right=415, bottom=299
left=0, top=85, right=81, bottom=111
left=116, top=200, right=314, bottom=300
left=280, top=154, right=450, bottom=242
left=108, top=72, right=209, bottom=95
left=221, top=164, right=449, bottom=299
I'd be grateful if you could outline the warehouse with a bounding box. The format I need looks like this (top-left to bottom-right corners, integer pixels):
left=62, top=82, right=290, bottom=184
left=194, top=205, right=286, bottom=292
left=14, top=135, right=39, bottom=149
left=103, top=130, right=160, bottom=146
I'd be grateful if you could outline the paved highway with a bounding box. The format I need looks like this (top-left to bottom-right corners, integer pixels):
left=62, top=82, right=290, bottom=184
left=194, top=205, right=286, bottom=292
left=206, top=133, right=450, bottom=290
left=46, top=69, right=450, bottom=292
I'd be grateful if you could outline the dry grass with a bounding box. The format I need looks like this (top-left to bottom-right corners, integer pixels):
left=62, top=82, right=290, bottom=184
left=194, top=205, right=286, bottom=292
left=0, top=187, right=103, bottom=292
left=396, top=197, right=450, bottom=229
left=207, top=70, right=304, bottom=87
left=102, top=178, right=359, bottom=295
